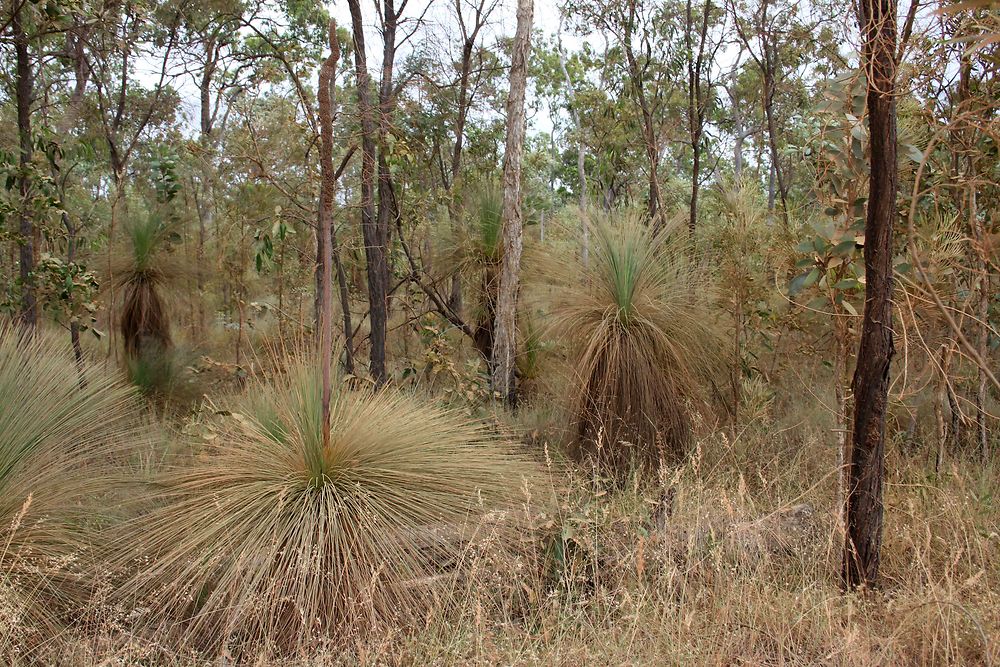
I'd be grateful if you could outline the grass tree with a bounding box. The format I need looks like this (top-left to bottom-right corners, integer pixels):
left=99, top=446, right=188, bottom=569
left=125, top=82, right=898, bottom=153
left=0, top=325, right=146, bottom=656
left=112, top=214, right=192, bottom=406
left=114, top=355, right=538, bottom=654
left=113, top=215, right=181, bottom=360
left=544, top=214, right=725, bottom=476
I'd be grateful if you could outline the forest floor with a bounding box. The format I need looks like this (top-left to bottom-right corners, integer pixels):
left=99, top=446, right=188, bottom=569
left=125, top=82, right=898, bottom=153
left=29, top=416, right=1000, bottom=666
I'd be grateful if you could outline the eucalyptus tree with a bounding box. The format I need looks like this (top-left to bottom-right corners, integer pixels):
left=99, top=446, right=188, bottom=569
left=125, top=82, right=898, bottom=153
left=682, top=0, right=726, bottom=237
left=843, top=0, right=898, bottom=591
left=176, top=0, right=265, bottom=337
left=491, top=0, right=533, bottom=406
left=566, top=0, right=686, bottom=229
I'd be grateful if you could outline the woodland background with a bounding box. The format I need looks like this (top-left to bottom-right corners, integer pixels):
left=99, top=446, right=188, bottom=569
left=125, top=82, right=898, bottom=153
left=0, top=0, right=998, bottom=663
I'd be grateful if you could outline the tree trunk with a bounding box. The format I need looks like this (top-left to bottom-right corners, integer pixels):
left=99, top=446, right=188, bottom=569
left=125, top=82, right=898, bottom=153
left=969, top=172, right=988, bottom=461
left=843, top=0, right=897, bottom=591
left=557, top=17, right=589, bottom=264
left=767, top=162, right=776, bottom=211
left=491, top=0, right=533, bottom=406
left=318, top=21, right=341, bottom=447
left=686, top=0, right=711, bottom=239
left=347, top=0, right=389, bottom=385
left=14, top=5, right=36, bottom=331
left=733, top=106, right=747, bottom=178
left=447, top=16, right=481, bottom=314
left=195, top=38, right=218, bottom=342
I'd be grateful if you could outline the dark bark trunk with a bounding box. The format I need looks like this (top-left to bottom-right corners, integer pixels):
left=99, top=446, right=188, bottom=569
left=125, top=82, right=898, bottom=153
left=14, top=5, right=36, bottom=331
left=762, top=68, right=790, bottom=229
left=347, top=0, right=389, bottom=384
left=686, top=0, right=711, bottom=239
left=843, top=0, right=897, bottom=591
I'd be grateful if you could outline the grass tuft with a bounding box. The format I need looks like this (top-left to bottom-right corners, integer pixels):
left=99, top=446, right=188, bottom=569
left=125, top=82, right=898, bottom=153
left=541, top=213, right=727, bottom=475
left=115, top=354, right=540, bottom=655
left=0, top=325, right=146, bottom=660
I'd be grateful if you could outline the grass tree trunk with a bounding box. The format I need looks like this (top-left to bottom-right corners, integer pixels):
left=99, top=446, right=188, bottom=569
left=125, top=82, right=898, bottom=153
left=491, top=0, right=533, bottom=406
left=14, top=4, right=36, bottom=331
left=843, top=0, right=897, bottom=591
left=318, top=21, right=341, bottom=446
left=348, top=0, right=389, bottom=385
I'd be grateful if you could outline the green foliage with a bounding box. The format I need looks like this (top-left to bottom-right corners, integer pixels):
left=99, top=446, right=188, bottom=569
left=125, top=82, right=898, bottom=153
left=115, top=354, right=539, bottom=654
left=126, top=345, right=201, bottom=410
left=33, top=252, right=101, bottom=336
left=789, top=220, right=865, bottom=316
left=467, top=184, right=504, bottom=264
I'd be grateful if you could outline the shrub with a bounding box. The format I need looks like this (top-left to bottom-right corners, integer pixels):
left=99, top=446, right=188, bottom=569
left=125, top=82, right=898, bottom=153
left=112, top=214, right=185, bottom=360
left=125, top=345, right=202, bottom=412
left=0, top=325, right=145, bottom=657
left=117, top=355, right=538, bottom=655
left=542, top=214, right=726, bottom=475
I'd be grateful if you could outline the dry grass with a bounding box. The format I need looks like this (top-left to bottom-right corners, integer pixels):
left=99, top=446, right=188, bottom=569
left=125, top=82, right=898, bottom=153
left=20, top=419, right=997, bottom=666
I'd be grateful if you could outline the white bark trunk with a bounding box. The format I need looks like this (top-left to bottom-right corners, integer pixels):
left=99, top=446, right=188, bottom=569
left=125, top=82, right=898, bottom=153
left=491, top=0, right=533, bottom=405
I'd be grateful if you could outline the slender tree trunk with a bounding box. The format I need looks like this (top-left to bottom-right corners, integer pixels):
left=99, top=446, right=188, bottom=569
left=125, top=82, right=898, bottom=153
left=14, top=5, right=36, bottom=331
left=642, top=116, right=663, bottom=227
left=195, top=41, right=218, bottom=342
left=762, top=61, right=790, bottom=229
left=686, top=0, right=711, bottom=239
left=57, top=21, right=91, bottom=363
left=347, top=0, right=389, bottom=384
left=491, top=0, right=533, bottom=406
left=843, top=0, right=897, bottom=590
left=966, top=160, right=989, bottom=461
left=935, top=343, right=954, bottom=472
left=447, top=25, right=478, bottom=315
left=318, top=21, right=341, bottom=447
left=733, top=108, right=747, bottom=178
left=557, top=17, right=589, bottom=264
left=767, top=162, right=776, bottom=211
